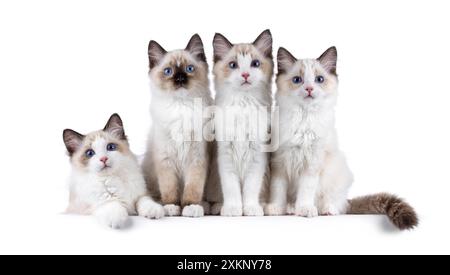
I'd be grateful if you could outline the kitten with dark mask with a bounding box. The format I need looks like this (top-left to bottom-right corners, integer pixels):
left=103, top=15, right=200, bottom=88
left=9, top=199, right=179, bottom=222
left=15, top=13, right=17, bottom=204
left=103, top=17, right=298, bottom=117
left=63, top=114, right=164, bottom=229
left=142, top=34, right=213, bottom=217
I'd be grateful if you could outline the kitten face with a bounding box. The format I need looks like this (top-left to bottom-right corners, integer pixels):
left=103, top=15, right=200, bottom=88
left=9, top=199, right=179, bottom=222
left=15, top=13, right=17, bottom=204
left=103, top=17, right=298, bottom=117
left=276, top=47, right=338, bottom=107
left=148, top=34, right=209, bottom=92
left=63, top=114, right=133, bottom=174
left=213, top=30, right=273, bottom=91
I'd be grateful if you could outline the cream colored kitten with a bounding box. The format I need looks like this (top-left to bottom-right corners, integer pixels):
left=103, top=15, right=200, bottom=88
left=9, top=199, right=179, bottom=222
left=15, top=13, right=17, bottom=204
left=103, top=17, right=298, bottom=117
left=142, top=34, right=213, bottom=218
left=266, top=47, right=418, bottom=230
left=207, top=30, right=273, bottom=216
left=64, top=114, right=164, bottom=229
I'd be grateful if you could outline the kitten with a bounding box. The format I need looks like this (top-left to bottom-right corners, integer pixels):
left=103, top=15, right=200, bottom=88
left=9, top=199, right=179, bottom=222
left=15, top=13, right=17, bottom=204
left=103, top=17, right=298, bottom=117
left=142, top=34, right=213, bottom=218
left=209, top=30, right=273, bottom=216
left=63, top=114, right=164, bottom=229
left=266, top=47, right=418, bottom=230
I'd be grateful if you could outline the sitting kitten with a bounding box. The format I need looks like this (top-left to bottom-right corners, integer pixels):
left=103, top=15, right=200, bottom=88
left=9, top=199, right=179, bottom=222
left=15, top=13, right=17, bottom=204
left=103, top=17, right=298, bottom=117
left=142, top=34, right=213, bottom=217
left=266, top=47, right=418, bottom=230
left=63, top=114, right=164, bottom=229
left=209, top=30, right=273, bottom=216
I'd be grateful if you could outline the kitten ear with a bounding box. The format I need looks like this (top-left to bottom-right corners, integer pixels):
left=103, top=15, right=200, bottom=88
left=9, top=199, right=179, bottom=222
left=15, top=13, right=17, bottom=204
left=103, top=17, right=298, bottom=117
left=317, top=46, right=338, bottom=75
left=213, top=33, right=233, bottom=62
left=63, top=129, right=85, bottom=156
left=185, top=34, right=207, bottom=63
left=253, top=29, right=273, bottom=58
left=103, top=113, right=127, bottom=140
left=277, top=47, right=297, bottom=75
left=148, top=40, right=167, bottom=69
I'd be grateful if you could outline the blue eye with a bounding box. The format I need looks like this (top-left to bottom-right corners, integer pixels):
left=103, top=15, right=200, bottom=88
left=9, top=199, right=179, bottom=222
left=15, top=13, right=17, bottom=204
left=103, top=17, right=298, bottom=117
left=186, top=65, right=195, bottom=73
left=292, top=76, right=303, bottom=84
left=85, top=149, right=95, bottom=158
left=107, top=143, right=117, bottom=151
left=164, top=68, right=173, bottom=76
left=251, top=60, right=260, bottom=68
left=315, top=76, right=325, bottom=83
left=229, top=62, right=238, bottom=69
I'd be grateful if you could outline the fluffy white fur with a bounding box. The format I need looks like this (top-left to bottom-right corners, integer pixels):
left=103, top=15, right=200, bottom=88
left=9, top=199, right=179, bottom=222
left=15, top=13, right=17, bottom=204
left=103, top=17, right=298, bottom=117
left=215, top=93, right=271, bottom=217
left=143, top=83, right=213, bottom=217
left=212, top=30, right=273, bottom=216
left=65, top=115, right=164, bottom=229
left=266, top=47, right=353, bottom=217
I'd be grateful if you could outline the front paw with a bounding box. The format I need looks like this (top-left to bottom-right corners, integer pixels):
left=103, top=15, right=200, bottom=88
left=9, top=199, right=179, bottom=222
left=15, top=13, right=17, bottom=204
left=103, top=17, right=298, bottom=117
left=265, top=203, right=286, bottom=216
left=319, top=204, right=341, bottom=216
left=221, top=204, right=243, bottom=217
left=138, top=202, right=165, bottom=220
left=295, top=205, right=319, bottom=218
left=164, top=204, right=181, bottom=216
left=243, top=204, right=264, bottom=216
left=182, top=204, right=204, bottom=218
left=96, top=204, right=129, bottom=229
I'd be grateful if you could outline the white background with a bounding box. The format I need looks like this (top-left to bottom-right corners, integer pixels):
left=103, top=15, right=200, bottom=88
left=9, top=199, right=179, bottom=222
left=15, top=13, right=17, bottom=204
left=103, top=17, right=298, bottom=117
left=0, top=0, right=449, bottom=255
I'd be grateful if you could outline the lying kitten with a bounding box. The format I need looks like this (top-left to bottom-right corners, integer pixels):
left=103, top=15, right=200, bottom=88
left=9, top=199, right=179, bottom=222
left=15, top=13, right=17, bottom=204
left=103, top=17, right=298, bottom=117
left=142, top=34, right=213, bottom=217
left=209, top=30, right=273, bottom=216
left=266, top=47, right=418, bottom=230
left=63, top=114, right=164, bottom=229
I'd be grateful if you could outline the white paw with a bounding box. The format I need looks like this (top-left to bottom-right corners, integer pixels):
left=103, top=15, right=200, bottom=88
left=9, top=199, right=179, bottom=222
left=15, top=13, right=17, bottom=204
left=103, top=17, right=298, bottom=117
left=295, top=205, right=319, bottom=218
left=210, top=203, right=223, bottom=215
left=221, top=204, right=243, bottom=216
left=243, top=204, right=264, bottom=216
left=95, top=204, right=129, bottom=229
left=264, top=203, right=286, bottom=216
left=138, top=202, right=165, bottom=220
left=182, top=204, right=204, bottom=218
left=163, top=204, right=181, bottom=216
left=286, top=203, right=296, bottom=215
left=319, top=204, right=341, bottom=216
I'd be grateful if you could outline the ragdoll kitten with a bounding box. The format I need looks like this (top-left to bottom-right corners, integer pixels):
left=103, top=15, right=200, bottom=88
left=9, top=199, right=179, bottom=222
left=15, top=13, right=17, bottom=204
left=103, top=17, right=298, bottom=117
left=266, top=47, right=418, bottom=230
left=142, top=34, right=213, bottom=218
left=63, top=114, right=164, bottom=229
left=208, top=30, right=273, bottom=216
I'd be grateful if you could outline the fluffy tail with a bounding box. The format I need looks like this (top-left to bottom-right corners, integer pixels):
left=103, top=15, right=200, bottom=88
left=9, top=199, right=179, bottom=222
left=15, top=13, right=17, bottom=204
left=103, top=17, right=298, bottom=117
left=347, top=193, right=418, bottom=230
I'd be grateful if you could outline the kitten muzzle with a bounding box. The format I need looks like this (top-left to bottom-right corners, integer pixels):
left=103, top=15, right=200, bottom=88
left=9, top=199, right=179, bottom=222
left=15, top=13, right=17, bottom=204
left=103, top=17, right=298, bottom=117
left=173, top=71, right=188, bottom=88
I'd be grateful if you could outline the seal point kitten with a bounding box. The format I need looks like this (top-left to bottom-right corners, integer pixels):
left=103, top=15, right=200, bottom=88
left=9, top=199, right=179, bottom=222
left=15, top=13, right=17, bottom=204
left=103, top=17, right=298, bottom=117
left=207, top=30, right=273, bottom=217
left=267, top=46, right=418, bottom=230
left=63, top=114, right=164, bottom=229
left=142, top=34, right=213, bottom=218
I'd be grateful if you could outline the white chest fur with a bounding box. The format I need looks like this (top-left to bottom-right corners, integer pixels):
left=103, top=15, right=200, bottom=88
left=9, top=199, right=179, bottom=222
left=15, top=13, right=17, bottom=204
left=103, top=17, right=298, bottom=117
left=215, top=89, right=271, bottom=142
left=276, top=102, right=337, bottom=177
left=70, top=164, right=146, bottom=214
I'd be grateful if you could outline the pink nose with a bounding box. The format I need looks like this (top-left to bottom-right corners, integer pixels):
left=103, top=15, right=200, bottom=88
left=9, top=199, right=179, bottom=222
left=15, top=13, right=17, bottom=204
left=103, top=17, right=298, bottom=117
left=100, top=156, right=108, bottom=163
left=305, top=87, right=314, bottom=94
left=241, top=72, right=250, bottom=80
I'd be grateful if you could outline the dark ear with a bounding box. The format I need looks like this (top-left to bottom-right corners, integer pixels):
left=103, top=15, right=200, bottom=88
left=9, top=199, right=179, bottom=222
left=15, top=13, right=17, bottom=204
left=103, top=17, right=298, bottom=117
left=213, top=33, right=233, bottom=62
left=103, top=113, right=126, bottom=140
left=185, top=34, right=207, bottom=63
left=63, top=129, right=85, bottom=156
left=277, top=47, right=297, bottom=75
left=253, top=29, right=273, bottom=58
left=317, top=46, right=337, bottom=75
left=148, top=40, right=167, bottom=69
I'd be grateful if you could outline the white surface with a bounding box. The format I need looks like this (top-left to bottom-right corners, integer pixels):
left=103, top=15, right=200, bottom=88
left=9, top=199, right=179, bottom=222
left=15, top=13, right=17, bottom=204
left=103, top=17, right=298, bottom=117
left=0, top=0, right=449, bottom=254
left=2, top=215, right=431, bottom=255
